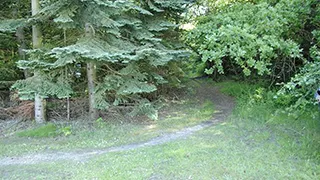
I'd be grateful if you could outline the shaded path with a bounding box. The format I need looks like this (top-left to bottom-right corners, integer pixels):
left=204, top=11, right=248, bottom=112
left=0, top=81, right=235, bottom=166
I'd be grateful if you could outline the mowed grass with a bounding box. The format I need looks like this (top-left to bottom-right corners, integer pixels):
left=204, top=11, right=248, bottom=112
left=1, top=80, right=320, bottom=179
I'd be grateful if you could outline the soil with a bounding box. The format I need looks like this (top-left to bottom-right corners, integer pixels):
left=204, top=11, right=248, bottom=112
left=0, top=80, right=235, bottom=166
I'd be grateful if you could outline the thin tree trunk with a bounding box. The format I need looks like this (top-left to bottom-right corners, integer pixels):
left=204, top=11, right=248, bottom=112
left=85, top=23, right=97, bottom=120
left=63, top=28, right=70, bottom=121
left=32, top=0, right=46, bottom=123
left=16, top=27, right=29, bottom=78
left=87, top=62, right=97, bottom=120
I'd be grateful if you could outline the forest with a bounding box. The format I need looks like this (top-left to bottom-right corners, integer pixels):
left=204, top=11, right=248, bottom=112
left=0, top=0, right=319, bottom=179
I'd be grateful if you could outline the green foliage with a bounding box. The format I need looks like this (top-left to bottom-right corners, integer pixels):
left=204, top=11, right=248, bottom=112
left=58, top=125, right=72, bottom=136
left=185, top=0, right=309, bottom=81
left=276, top=0, right=320, bottom=114
left=0, top=28, right=24, bottom=84
left=94, top=117, right=107, bottom=129
left=0, top=1, right=30, bottom=86
left=1, top=0, right=190, bottom=119
left=0, top=67, right=22, bottom=82
left=0, top=19, right=26, bottom=33
left=0, top=0, right=30, bottom=19
left=129, top=100, right=159, bottom=120
left=276, top=60, right=320, bottom=117
left=217, top=80, right=279, bottom=121
left=12, top=72, right=73, bottom=99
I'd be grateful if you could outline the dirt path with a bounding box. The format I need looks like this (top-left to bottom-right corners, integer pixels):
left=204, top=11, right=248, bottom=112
left=0, top=81, right=235, bottom=166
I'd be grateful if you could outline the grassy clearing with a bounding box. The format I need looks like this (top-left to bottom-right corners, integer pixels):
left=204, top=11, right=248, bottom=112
left=0, top=85, right=214, bottom=157
left=1, top=80, right=319, bottom=179
left=3, top=119, right=319, bottom=179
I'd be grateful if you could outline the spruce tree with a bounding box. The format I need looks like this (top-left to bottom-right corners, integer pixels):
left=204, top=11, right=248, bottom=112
left=5, top=0, right=191, bottom=120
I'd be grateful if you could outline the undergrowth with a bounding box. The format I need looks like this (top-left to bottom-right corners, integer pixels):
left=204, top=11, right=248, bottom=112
left=217, top=80, right=320, bottom=161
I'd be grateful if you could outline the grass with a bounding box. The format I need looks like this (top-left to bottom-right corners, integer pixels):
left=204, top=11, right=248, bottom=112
left=15, top=123, right=73, bottom=138
left=157, top=100, right=214, bottom=131
left=3, top=120, right=319, bottom=179
left=1, top=80, right=320, bottom=179
left=16, top=123, right=58, bottom=138
left=0, top=86, right=214, bottom=157
left=216, top=80, right=320, bottom=160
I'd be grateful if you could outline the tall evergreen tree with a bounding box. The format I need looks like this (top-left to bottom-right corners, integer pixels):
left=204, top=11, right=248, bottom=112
left=32, top=0, right=46, bottom=123
left=10, top=0, right=190, bottom=120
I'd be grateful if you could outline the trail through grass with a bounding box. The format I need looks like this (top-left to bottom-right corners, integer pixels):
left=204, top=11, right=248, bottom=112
left=1, top=80, right=319, bottom=179
left=0, top=81, right=220, bottom=158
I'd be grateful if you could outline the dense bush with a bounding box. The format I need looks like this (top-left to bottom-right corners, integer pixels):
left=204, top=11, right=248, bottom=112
left=277, top=30, right=320, bottom=115
left=276, top=1, right=319, bottom=114
left=185, top=0, right=320, bottom=115
left=184, top=0, right=312, bottom=83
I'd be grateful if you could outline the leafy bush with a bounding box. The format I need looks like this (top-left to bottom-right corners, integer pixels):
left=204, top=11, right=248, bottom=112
left=277, top=28, right=320, bottom=116
left=277, top=62, right=320, bottom=107
left=184, top=0, right=311, bottom=82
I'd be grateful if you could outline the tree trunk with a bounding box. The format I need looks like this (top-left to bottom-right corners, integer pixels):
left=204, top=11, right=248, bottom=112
left=85, top=23, right=97, bottom=120
left=63, top=28, right=71, bottom=121
left=16, top=26, right=29, bottom=78
left=34, top=92, right=46, bottom=122
left=32, top=0, right=46, bottom=123
left=87, top=62, right=97, bottom=120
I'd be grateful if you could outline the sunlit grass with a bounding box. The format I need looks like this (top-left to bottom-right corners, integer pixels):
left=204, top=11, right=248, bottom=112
left=157, top=100, right=214, bottom=131
left=3, top=120, right=319, bottom=179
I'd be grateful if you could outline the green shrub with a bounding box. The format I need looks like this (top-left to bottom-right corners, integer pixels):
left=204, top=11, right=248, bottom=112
left=185, top=0, right=308, bottom=81
left=276, top=30, right=320, bottom=118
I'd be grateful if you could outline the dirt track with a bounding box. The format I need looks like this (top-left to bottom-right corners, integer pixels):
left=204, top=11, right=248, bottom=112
left=0, top=81, right=235, bottom=166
